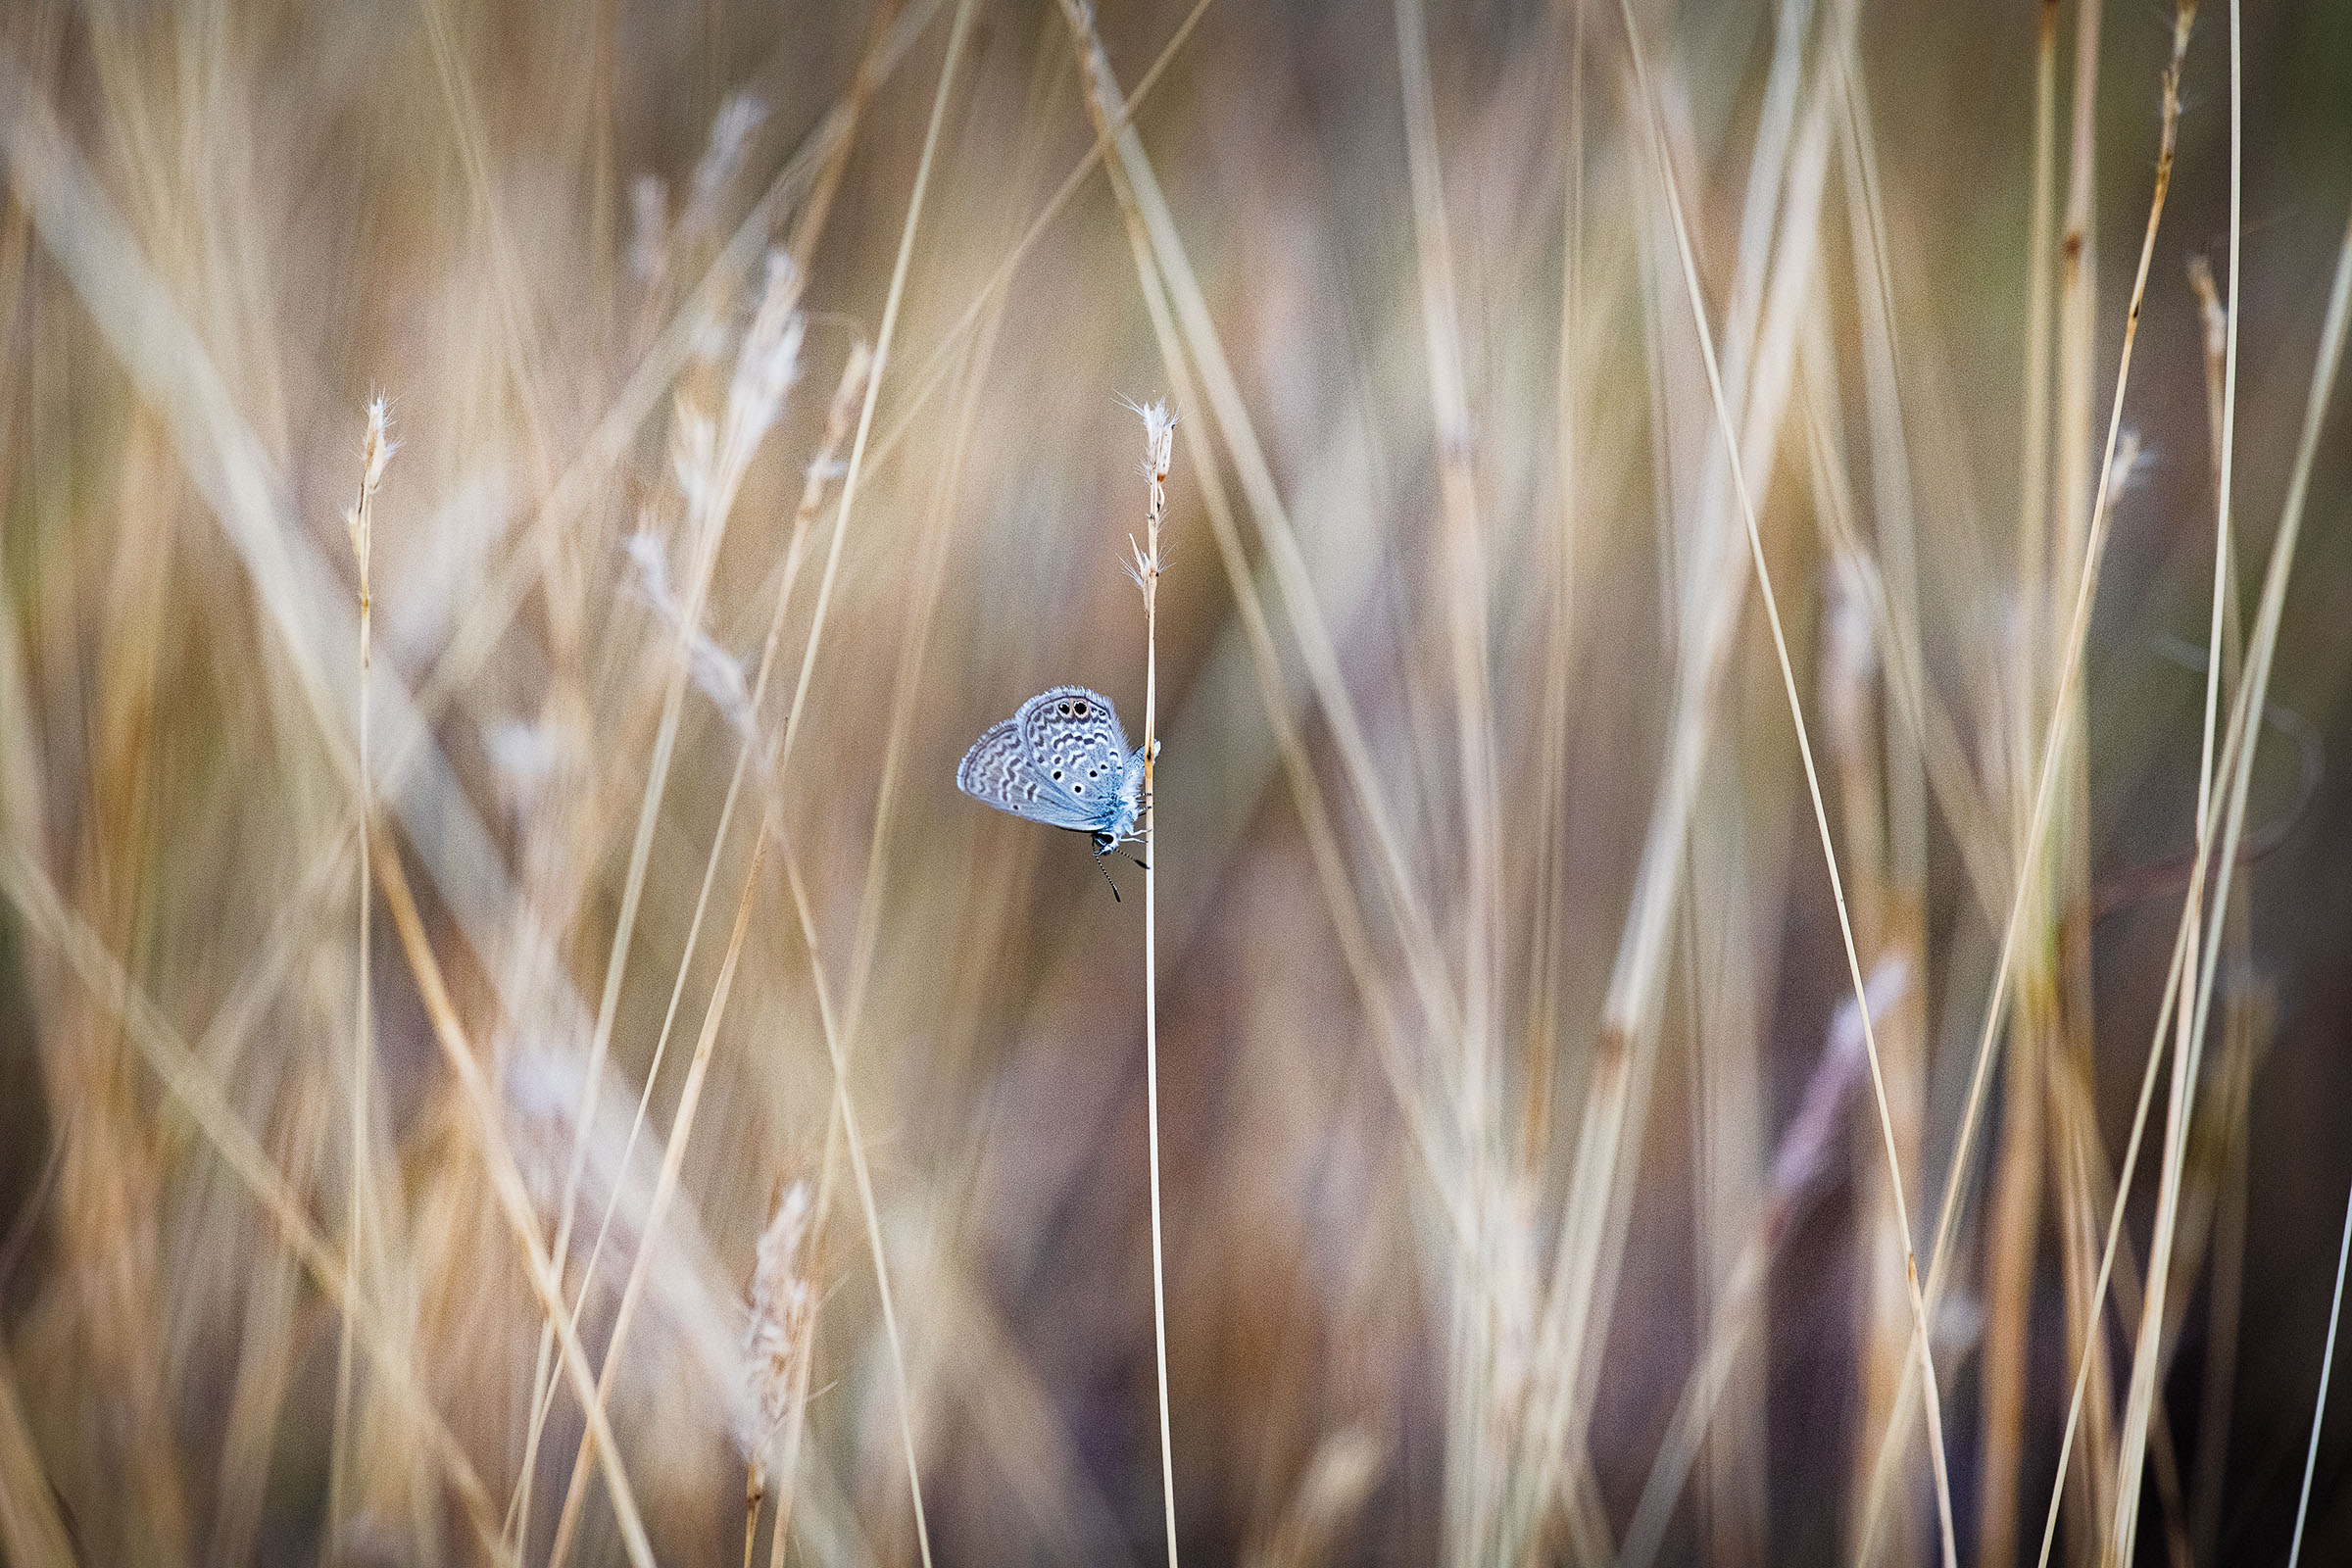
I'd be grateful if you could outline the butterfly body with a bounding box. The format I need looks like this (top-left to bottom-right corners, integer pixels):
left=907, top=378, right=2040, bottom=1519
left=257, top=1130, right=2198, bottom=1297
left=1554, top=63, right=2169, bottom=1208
left=957, top=685, right=1146, bottom=855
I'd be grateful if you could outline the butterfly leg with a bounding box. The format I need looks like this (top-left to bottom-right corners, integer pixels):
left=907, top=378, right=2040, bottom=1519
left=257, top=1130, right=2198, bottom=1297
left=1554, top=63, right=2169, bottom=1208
left=1089, top=831, right=1128, bottom=901
left=1095, top=827, right=1148, bottom=874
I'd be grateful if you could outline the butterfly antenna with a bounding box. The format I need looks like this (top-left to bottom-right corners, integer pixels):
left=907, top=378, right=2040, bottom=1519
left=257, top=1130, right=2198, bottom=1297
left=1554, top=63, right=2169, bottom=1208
left=1126, top=854, right=1150, bottom=872
left=1098, top=857, right=1123, bottom=902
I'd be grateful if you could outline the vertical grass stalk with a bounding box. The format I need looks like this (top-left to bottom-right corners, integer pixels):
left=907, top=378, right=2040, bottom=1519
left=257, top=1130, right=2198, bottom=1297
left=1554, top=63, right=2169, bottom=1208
left=1129, top=396, right=1180, bottom=1568
left=2035, top=152, right=2352, bottom=1568
left=328, top=395, right=392, bottom=1554
left=2288, top=1178, right=2352, bottom=1568
left=1613, top=0, right=1959, bottom=1556
left=1867, top=10, right=2198, bottom=1550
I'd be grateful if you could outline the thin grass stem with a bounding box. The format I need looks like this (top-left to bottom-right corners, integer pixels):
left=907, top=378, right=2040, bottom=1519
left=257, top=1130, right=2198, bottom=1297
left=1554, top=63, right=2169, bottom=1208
left=0, top=842, right=514, bottom=1565
left=1862, top=10, right=2202, bottom=1550
left=368, top=830, right=659, bottom=1568
left=328, top=395, right=390, bottom=1561
left=2035, top=164, right=2352, bottom=1568
left=1613, top=1, right=1959, bottom=1558
left=2287, top=1178, right=2352, bottom=1568
left=1130, top=395, right=1180, bottom=1567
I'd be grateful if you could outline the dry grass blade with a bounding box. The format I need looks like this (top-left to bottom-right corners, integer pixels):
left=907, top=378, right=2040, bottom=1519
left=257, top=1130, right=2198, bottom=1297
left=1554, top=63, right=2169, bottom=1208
left=368, top=831, right=659, bottom=1568
left=0, top=1349, right=76, bottom=1568
left=2288, top=1178, right=2352, bottom=1568
left=1392, top=1, right=1509, bottom=1551
left=1052, top=0, right=1473, bottom=1259
left=1517, top=12, right=1860, bottom=1533
left=1613, top=0, right=1958, bottom=1559
left=546, top=0, right=983, bottom=1556
left=543, top=818, right=769, bottom=1568
left=1072, top=5, right=1465, bottom=1057
left=560, top=247, right=807, bottom=1378
left=2036, top=117, right=2352, bottom=1568
left=773, top=836, right=933, bottom=1568
left=509, top=241, right=811, bottom=1553
left=1863, top=8, right=2203, bottom=1553
left=1618, top=961, right=1891, bottom=1568
left=0, top=842, right=514, bottom=1566
left=2106, top=11, right=2214, bottom=1560
left=0, top=33, right=616, bottom=1301
left=1134, top=392, right=1180, bottom=1565
left=506, top=338, right=874, bottom=1554
left=408, top=0, right=945, bottom=741
left=1977, top=15, right=2063, bottom=1559
left=1246, top=1430, right=1382, bottom=1568
left=2148, top=166, right=2351, bottom=1568
left=329, top=394, right=395, bottom=1555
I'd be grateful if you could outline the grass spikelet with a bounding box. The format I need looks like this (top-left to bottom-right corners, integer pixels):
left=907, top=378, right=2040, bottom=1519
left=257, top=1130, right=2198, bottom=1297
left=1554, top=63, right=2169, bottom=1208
left=741, top=1180, right=816, bottom=1568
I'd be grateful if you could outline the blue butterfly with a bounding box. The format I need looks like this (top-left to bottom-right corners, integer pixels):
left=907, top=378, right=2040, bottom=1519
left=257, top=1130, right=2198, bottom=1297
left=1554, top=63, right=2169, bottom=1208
left=957, top=686, right=1148, bottom=891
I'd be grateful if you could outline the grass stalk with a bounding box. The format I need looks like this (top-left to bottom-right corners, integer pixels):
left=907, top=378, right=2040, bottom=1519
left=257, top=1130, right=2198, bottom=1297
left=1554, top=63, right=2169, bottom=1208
left=1054, top=0, right=1473, bottom=1259
left=2033, top=884, right=2198, bottom=1568
left=739, top=11, right=993, bottom=1564
left=543, top=824, right=769, bottom=1568
left=1859, top=7, right=2200, bottom=1548
left=0, top=841, right=514, bottom=1564
left=2040, top=5, right=2115, bottom=1543
left=1523, top=0, right=1587, bottom=1185
left=776, top=839, right=934, bottom=1567
left=1524, top=12, right=1870, bottom=1520
left=2036, top=161, right=2352, bottom=1568
left=509, top=245, right=810, bottom=1551
left=2287, top=1179, right=2352, bottom=1568
left=406, top=0, right=942, bottom=741
left=367, top=828, right=658, bottom=1568
left=510, top=50, right=886, bottom=1519
left=521, top=296, right=847, bottom=1545
left=1828, top=61, right=1942, bottom=1531
left=546, top=0, right=980, bottom=1550
left=505, top=336, right=871, bottom=1551
left=2056, top=7, right=2122, bottom=1541
left=1392, top=0, right=1508, bottom=1550
left=1977, top=14, right=2061, bottom=1561
left=1070, top=8, right=1465, bottom=1058
left=2082, top=12, right=2195, bottom=1556
left=2015, top=0, right=2061, bottom=720
left=328, top=395, right=393, bottom=1558
left=551, top=247, right=803, bottom=1363
left=1130, top=396, right=1181, bottom=1567
left=1614, top=0, right=1959, bottom=1559
left=2186, top=231, right=2258, bottom=1566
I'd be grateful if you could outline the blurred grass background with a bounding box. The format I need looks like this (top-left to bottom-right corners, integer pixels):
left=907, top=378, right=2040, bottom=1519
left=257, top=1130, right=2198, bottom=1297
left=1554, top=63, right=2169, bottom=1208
left=2, top=0, right=2351, bottom=1564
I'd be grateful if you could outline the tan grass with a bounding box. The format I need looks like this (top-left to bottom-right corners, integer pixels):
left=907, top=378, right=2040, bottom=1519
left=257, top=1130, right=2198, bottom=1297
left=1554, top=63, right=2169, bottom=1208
left=7, top=4, right=2351, bottom=1565
left=1615, top=2, right=1959, bottom=1558
left=2289, top=1179, right=2352, bottom=1568
left=328, top=393, right=394, bottom=1557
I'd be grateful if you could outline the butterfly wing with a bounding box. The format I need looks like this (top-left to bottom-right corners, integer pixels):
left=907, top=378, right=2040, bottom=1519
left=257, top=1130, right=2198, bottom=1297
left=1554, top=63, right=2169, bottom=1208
left=956, top=714, right=1102, bottom=832
left=1016, top=686, right=1133, bottom=833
